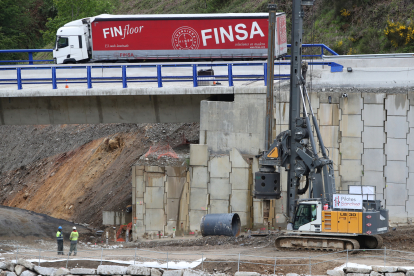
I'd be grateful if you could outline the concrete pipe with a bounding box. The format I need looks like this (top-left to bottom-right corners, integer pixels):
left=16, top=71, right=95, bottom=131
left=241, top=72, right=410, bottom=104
left=200, top=213, right=241, bottom=237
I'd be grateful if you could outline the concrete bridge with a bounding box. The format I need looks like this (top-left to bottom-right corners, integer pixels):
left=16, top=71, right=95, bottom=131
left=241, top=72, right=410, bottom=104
left=0, top=58, right=414, bottom=125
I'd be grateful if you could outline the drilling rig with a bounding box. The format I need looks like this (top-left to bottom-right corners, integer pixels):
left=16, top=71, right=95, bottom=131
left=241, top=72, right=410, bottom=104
left=254, top=0, right=388, bottom=250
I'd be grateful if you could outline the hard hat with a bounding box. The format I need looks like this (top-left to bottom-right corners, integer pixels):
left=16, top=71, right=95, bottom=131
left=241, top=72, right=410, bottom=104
left=72, top=226, right=76, bottom=230
left=58, top=226, right=62, bottom=230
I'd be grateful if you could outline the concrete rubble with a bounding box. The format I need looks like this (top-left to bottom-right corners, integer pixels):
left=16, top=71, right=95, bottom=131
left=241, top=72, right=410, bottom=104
left=183, top=270, right=208, bottom=276
left=17, top=260, right=34, bottom=271
left=70, top=269, right=96, bottom=275
left=150, top=269, right=162, bottom=276
left=327, top=270, right=345, bottom=276
left=53, top=268, right=70, bottom=276
left=126, top=266, right=150, bottom=276
left=0, top=262, right=168, bottom=276
left=372, top=267, right=398, bottom=273
left=33, top=266, right=56, bottom=276
left=342, top=266, right=414, bottom=276
left=344, top=267, right=372, bottom=274
left=162, top=270, right=183, bottom=276
left=20, top=271, right=37, bottom=276
left=14, top=265, right=26, bottom=276
left=234, top=273, right=260, bottom=276
left=97, top=265, right=128, bottom=275
left=1, top=259, right=414, bottom=276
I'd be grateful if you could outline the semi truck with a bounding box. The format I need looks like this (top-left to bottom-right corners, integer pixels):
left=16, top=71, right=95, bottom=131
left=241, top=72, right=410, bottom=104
left=53, top=13, right=287, bottom=64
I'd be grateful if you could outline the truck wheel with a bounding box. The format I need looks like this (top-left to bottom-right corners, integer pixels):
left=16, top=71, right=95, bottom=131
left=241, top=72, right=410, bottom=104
left=63, top=58, right=77, bottom=64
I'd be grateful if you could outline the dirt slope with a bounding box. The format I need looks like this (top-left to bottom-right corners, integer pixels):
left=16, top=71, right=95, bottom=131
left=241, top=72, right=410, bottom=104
left=0, top=123, right=199, bottom=228
left=0, top=204, right=91, bottom=240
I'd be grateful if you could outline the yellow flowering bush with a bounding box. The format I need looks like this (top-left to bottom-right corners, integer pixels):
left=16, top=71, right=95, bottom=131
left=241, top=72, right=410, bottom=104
left=340, top=8, right=351, bottom=17
left=332, top=40, right=344, bottom=54
left=384, top=20, right=414, bottom=47
left=347, top=48, right=357, bottom=55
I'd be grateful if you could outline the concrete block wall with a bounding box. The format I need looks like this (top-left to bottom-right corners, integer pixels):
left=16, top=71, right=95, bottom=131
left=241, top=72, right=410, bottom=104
left=362, top=93, right=386, bottom=203
left=384, top=94, right=409, bottom=221
left=340, top=93, right=363, bottom=192
left=272, top=89, right=414, bottom=224
left=131, top=165, right=189, bottom=239
left=230, top=149, right=252, bottom=227
left=188, top=146, right=254, bottom=231
left=189, top=144, right=209, bottom=232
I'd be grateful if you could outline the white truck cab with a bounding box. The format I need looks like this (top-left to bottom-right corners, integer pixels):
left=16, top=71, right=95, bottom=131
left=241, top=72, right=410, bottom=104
left=53, top=19, right=89, bottom=64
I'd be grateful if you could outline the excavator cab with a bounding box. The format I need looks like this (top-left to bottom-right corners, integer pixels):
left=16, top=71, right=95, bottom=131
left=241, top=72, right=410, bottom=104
left=292, top=201, right=322, bottom=231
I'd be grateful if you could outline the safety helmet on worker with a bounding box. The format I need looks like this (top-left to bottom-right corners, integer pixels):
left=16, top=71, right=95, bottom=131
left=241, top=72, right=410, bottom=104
left=58, top=226, right=62, bottom=230
left=72, top=226, right=76, bottom=230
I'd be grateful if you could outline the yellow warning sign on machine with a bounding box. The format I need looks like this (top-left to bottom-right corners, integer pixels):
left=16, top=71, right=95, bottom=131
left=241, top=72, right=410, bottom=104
left=267, top=148, right=279, bottom=158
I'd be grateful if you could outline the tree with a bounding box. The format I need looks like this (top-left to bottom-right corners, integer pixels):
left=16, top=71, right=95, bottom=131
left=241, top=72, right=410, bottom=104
left=0, top=0, right=55, bottom=61
left=43, top=0, right=114, bottom=44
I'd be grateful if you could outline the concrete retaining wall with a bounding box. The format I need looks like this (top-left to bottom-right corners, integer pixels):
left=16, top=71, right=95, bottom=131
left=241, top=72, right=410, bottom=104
left=131, top=165, right=189, bottom=239
left=188, top=146, right=254, bottom=231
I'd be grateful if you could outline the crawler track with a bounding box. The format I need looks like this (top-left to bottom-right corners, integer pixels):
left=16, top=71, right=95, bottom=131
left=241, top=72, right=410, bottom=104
left=359, top=234, right=383, bottom=249
left=275, top=235, right=360, bottom=251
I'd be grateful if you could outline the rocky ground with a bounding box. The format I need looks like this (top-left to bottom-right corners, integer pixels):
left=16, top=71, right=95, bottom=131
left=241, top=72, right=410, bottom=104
left=0, top=207, right=413, bottom=275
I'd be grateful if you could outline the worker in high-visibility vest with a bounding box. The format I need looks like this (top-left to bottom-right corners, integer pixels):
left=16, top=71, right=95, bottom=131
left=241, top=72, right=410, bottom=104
left=56, top=226, right=64, bottom=255
left=69, top=226, right=79, bottom=256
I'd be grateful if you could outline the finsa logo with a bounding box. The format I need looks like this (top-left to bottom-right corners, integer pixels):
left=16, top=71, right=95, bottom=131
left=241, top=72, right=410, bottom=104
left=172, top=26, right=200, bottom=50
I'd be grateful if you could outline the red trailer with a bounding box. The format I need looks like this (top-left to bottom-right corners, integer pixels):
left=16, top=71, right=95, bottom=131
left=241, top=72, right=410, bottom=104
left=53, top=13, right=287, bottom=64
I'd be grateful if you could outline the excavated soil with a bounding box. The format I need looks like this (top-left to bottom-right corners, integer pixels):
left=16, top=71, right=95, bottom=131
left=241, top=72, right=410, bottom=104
left=128, top=234, right=279, bottom=250
left=0, top=205, right=92, bottom=240
left=382, top=225, right=414, bottom=251
left=0, top=123, right=198, bottom=229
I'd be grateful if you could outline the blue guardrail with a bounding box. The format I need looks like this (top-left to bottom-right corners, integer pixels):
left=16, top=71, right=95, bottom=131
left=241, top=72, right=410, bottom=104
left=0, top=44, right=338, bottom=65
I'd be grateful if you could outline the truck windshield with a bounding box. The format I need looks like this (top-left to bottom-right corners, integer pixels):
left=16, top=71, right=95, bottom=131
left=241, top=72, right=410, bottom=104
left=57, top=37, right=69, bottom=49
left=293, top=204, right=316, bottom=230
